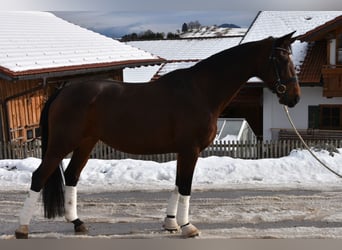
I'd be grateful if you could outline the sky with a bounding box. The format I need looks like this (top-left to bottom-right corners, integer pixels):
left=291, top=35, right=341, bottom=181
left=52, top=11, right=257, bottom=38
left=2, top=0, right=341, bottom=38
left=1, top=0, right=341, bottom=11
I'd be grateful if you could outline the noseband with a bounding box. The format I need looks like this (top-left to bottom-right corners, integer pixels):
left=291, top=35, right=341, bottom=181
left=270, top=45, right=298, bottom=94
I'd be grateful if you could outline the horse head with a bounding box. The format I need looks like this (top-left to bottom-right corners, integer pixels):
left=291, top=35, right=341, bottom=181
left=260, top=31, right=301, bottom=108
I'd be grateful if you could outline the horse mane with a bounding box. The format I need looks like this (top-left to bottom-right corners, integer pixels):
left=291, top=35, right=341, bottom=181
left=193, top=37, right=273, bottom=71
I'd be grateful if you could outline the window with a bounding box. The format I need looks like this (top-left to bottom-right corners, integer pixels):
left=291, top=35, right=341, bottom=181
left=338, top=33, right=342, bottom=64
left=321, top=106, right=340, bottom=128
left=26, top=129, right=34, bottom=140
left=308, top=105, right=342, bottom=130
left=308, top=106, right=319, bottom=129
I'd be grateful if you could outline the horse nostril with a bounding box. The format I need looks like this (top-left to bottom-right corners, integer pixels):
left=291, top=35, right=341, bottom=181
left=287, top=95, right=300, bottom=108
left=295, top=95, right=300, bottom=104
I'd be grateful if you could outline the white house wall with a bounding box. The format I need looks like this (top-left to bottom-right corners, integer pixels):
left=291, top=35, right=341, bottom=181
left=263, top=87, right=342, bottom=141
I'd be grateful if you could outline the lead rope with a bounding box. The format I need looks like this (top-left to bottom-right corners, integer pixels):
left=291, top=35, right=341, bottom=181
left=283, top=105, right=342, bottom=179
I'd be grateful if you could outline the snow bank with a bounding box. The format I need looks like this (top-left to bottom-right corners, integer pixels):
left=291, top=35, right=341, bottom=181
left=1, top=149, right=342, bottom=191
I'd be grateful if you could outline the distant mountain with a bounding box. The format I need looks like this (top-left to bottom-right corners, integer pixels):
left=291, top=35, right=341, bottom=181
left=219, top=23, right=241, bottom=28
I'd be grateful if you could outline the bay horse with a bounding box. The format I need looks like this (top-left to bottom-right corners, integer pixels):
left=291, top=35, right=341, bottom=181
left=15, top=32, right=300, bottom=238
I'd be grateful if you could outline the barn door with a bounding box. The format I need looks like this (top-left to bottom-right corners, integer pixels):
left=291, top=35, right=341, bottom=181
left=6, top=89, right=44, bottom=142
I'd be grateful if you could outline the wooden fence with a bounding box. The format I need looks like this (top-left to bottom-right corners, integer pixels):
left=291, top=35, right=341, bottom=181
left=1, top=139, right=341, bottom=162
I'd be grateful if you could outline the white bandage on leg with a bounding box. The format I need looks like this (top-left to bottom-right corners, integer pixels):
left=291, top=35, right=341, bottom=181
left=166, top=186, right=180, bottom=216
left=19, top=189, right=40, bottom=225
left=64, top=186, right=78, bottom=222
left=176, top=195, right=190, bottom=226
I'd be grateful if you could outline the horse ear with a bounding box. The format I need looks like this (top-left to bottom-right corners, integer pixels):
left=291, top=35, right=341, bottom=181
left=276, top=31, right=297, bottom=45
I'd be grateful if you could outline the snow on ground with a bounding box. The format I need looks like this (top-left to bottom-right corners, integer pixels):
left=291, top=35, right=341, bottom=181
left=1, top=148, right=342, bottom=192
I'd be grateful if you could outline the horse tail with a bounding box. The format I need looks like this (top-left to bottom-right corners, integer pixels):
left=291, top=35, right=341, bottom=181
left=41, top=89, right=65, bottom=219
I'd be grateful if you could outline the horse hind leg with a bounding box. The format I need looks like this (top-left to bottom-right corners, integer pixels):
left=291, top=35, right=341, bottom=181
left=64, top=140, right=96, bottom=234
left=15, top=155, right=65, bottom=239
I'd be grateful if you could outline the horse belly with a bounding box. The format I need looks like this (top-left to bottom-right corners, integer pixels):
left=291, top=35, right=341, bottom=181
left=99, top=116, right=176, bottom=155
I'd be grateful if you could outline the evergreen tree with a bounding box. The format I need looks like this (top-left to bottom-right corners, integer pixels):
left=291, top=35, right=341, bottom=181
left=182, top=23, right=188, bottom=33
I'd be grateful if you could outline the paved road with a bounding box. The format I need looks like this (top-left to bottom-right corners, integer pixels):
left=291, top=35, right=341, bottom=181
left=2, top=188, right=342, bottom=239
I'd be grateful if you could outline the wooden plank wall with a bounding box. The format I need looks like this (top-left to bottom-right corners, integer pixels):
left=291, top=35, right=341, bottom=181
left=6, top=89, right=45, bottom=141
left=0, top=79, right=45, bottom=142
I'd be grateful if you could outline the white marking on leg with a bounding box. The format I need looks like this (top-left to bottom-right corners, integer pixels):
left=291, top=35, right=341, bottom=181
left=166, top=186, right=179, bottom=216
left=64, top=186, right=78, bottom=222
left=177, top=195, right=190, bottom=226
left=176, top=195, right=200, bottom=237
left=163, top=186, right=180, bottom=231
left=19, top=189, right=40, bottom=225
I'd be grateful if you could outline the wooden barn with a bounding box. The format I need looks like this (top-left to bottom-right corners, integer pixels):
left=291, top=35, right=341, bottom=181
left=0, top=12, right=163, bottom=143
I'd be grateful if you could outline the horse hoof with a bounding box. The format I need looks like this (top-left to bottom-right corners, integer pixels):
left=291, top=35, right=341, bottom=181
left=181, top=223, right=200, bottom=238
left=74, top=223, right=88, bottom=234
left=15, top=225, right=29, bottom=239
left=163, top=217, right=180, bottom=232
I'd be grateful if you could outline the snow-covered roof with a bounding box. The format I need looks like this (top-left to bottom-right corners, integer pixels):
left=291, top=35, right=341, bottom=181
left=242, top=11, right=342, bottom=43
left=0, top=11, right=162, bottom=79
left=180, top=26, right=247, bottom=39
left=124, top=37, right=242, bottom=82
left=242, top=11, right=342, bottom=80
left=127, top=37, right=242, bottom=61
left=123, top=65, right=161, bottom=83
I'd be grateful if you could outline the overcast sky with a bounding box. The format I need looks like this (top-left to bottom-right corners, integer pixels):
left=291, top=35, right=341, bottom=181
left=2, top=0, right=341, bottom=38
left=2, top=0, right=341, bottom=11
left=52, top=11, right=257, bottom=38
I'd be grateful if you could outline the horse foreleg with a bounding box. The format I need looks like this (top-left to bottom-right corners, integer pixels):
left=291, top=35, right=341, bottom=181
left=164, top=150, right=200, bottom=238
left=163, top=186, right=180, bottom=232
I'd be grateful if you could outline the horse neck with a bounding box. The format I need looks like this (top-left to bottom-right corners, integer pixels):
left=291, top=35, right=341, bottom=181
left=192, top=41, right=269, bottom=116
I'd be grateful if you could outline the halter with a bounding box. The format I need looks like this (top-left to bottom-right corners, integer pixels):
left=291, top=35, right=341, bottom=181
left=270, top=44, right=298, bottom=94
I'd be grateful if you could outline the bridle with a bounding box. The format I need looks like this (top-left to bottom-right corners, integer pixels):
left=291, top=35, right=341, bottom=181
left=269, top=44, right=298, bottom=95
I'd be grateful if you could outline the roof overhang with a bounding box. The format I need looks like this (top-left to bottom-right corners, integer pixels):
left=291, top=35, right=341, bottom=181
left=298, top=15, right=342, bottom=42
left=0, top=58, right=165, bottom=81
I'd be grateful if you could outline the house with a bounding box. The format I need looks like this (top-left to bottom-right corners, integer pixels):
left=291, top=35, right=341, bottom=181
left=240, top=11, right=342, bottom=141
left=0, top=12, right=163, bottom=143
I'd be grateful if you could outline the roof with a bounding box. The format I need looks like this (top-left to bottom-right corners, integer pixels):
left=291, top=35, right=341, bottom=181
left=242, top=11, right=342, bottom=43
left=0, top=11, right=163, bottom=80
left=127, top=37, right=242, bottom=61
left=299, top=15, right=342, bottom=41
left=297, top=41, right=326, bottom=83
left=242, top=11, right=342, bottom=84
left=124, top=37, right=242, bottom=82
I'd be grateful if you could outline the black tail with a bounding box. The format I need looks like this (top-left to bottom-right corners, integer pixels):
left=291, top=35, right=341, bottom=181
left=40, top=89, right=65, bottom=219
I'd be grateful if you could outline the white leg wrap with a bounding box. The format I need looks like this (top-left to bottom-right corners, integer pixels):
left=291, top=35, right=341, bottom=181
left=166, top=186, right=180, bottom=216
left=19, top=190, right=40, bottom=225
left=65, top=186, right=78, bottom=222
left=177, top=195, right=190, bottom=226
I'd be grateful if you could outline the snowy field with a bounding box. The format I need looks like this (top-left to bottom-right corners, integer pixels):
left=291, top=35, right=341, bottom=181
left=1, top=148, right=342, bottom=191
